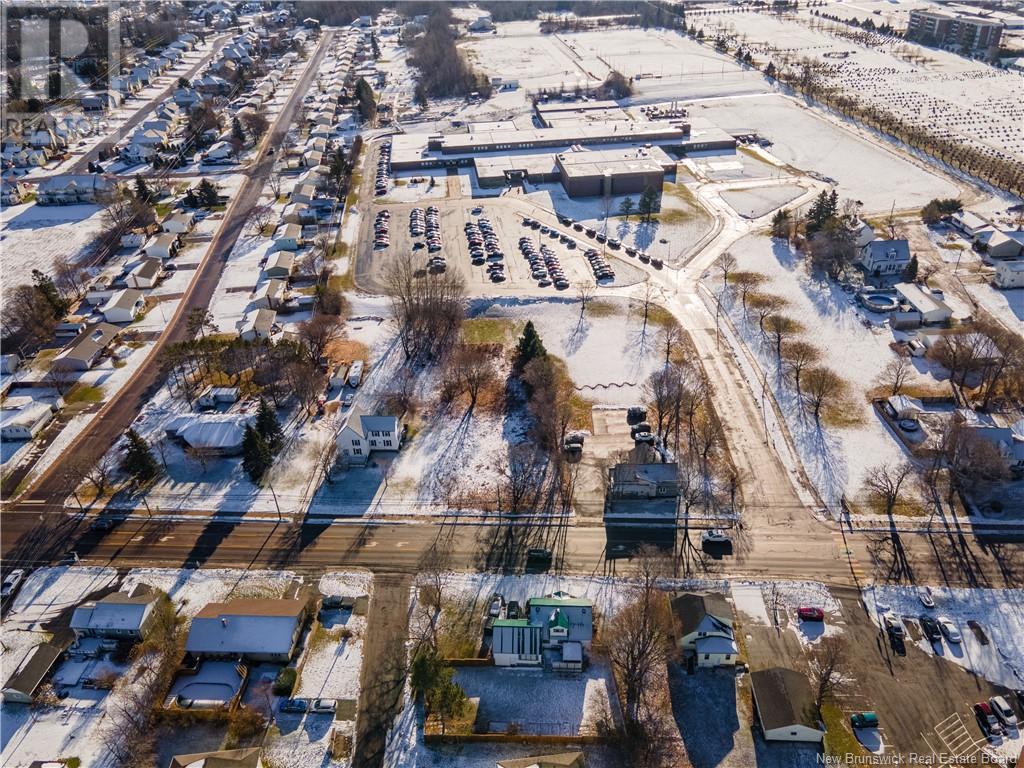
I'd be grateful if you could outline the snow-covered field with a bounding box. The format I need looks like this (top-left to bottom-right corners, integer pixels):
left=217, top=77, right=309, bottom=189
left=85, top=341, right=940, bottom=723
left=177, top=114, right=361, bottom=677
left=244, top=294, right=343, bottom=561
left=693, top=95, right=960, bottom=211
left=0, top=202, right=106, bottom=288
left=3, top=566, right=117, bottom=628
left=710, top=235, right=939, bottom=507
left=863, top=585, right=1024, bottom=689
left=730, top=580, right=844, bottom=646
left=121, top=567, right=297, bottom=616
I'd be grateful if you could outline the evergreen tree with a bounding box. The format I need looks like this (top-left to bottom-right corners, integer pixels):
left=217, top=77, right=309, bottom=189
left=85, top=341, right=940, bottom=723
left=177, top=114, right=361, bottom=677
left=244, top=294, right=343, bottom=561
left=256, top=398, right=284, bottom=454
left=232, top=116, right=246, bottom=144
left=184, top=187, right=199, bottom=208
left=771, top=208, right=791, bottom=239
left=638, top=185, right=659, bottom=223
left=515, top=321, right=547, bottom=369
left=242, top=425, right=273, bottom=483
left=905, top=255, right=919, bottom=282
left=197, top=178, right=219, bottom=207
left=370, top=32, right=381, bottom=58
left=355, top=78, right=377, bottom=123
left=618, top=197, right=636, bottom=220
left=31, top=269, right=69, bottom=318
left=122, top=428, right=159, bottom=482
left=134, top=175, right=152, bottom=203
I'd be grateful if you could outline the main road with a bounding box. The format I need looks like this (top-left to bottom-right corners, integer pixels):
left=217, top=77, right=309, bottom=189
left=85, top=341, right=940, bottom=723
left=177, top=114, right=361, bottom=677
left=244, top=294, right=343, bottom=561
left=3, top=31, right=336, bottom=563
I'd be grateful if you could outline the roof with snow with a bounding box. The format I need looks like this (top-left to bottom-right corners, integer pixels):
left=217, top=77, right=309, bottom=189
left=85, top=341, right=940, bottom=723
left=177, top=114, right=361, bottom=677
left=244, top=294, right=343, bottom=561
left=165, top=414, right=254, bottom=451
left=169, top=747, right=261, bottom=768
left=100, top=288, right=145, bottom=314
left=185, top=599, right=305, bottom=657
left=71, top=591, right=159, bottom=634
left=670, top=592, right=733, bottom=636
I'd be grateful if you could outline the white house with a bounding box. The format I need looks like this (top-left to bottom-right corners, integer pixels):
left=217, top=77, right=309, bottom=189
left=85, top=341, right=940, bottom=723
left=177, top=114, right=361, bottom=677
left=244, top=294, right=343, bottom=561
left=121, top=141, right=157, bottom=164
left=125, top=258, right=163, bottom=289
left=36, top=174, right=114, bottom=205
left=164, top=414, right=254, bottom=456
left=750, top=667, right=826, bottom=742
left=951, top=210, right=993, bottom=240
left=201, top=141, right=234, bottom=164
left=272, top=223, right=302, bottom=252
left=859, top=239, right=911, bottom=278
left=0, top=402, right=55, bottom=441
left=144, top=232, right=181, bottom=260
left=670, top=592, right=738, bottom=667
left=336, top=410, right=401, bottom=462
left=895, top=282, right=953, bottom=325
left=70, top=588, right=160, bottom=641
left=185, top=599, right=307, bottom=662
left=985, top=230, right=1024, bottom=260
left=264, top=251, right=295, bottom=279
left=994, top=260, right=1024, bottom=289
left=162, top=210, right=196, bottom=234
left=252, top=279, right=287, bottom=309
left=100, top=289, right=146, bottom=323
left=238, top=308, right=276, bottom=341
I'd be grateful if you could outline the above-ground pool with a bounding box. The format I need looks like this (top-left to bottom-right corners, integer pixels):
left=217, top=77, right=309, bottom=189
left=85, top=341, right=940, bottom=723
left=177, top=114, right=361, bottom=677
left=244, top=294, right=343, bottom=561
left=861, top=293, right=899, bottom=312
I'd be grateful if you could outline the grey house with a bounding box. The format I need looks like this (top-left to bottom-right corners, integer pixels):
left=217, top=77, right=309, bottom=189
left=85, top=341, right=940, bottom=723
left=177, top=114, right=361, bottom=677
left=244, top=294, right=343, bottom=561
left=526, top=594, right=593, bottom=648
left=185, top=599, right=307, bottom=662
left=71, top=588, right=161, bottom=641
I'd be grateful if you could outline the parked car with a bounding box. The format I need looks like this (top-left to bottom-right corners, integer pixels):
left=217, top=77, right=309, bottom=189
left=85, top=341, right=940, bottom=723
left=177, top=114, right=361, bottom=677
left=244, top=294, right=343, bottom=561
left=975, top=701, right=1004, bottom=737
left=280, top=698, right=308, bottom=714
left=967, top=620, right=989, bottom=645
left=526, top=548, right=552, bottom=571
left=89, top=518, right=113, bottom=532
left=919, top=614, right=941, bottom=642
left=506, top=600, right=521, bottom=620
left=883, top=614, right=906, bottom=638
left=989, top=696, right=1018, bottom=728
left=850, top=712, right=878, bottom=729
left=938, top=616, right=962, bottom=643
left=488, top=594, right=505, bottom=618
left=918, top=587, right=935, bottom=609
left=798, top=607, right=825, bottom=622
left=1, top=569, right=26, bottom=600
left=312, top=698, right=335, bottom=715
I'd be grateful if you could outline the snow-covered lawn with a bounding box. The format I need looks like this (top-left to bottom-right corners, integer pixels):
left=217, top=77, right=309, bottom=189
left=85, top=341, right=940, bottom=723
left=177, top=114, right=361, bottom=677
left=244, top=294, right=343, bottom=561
left=693, top=94, right=960, bottom=211
left=710, top=235, right=940, bottom=507
left=0, top=202, right=106, bottom=288
left=3, top=566, right=117, bottom=628
left=862, top=585, right=1024, bottom=689
left=121, top=568, right=296, bottom=616
left=730, top=581, right=844, bottom=647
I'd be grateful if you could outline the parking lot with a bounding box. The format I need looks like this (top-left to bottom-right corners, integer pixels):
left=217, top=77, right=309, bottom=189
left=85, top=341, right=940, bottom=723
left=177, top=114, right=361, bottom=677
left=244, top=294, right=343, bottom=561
left=354, top=140, right=650, bottom=296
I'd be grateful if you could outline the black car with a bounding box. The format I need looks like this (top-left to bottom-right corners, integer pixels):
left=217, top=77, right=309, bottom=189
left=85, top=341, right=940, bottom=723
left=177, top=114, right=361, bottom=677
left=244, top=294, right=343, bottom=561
left=280, top=698, right=308, bottom=714
left=526, top=548, right=552, bottom=571
left=919, top=614, right=941, bottom=642
left=506, top=600, right=521, bottom=619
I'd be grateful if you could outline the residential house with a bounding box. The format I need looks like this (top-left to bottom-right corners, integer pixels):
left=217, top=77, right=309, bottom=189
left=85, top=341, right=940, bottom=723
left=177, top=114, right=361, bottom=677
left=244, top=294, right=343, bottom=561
left=749, top=667, right=826, bottom=742
left=36, top=174, right=113, bottom=205
left=264, top=252, right=295, bottom=279
left=121, top=141, right=157, bottom=164
left=185, top=599, right=307, bottom=662
left=0, top=402, right=56, bottom=441
left=955, top=410, right=1024, bottom=474
left=492, top=619, right=543, bottom=667
left=169, top=748, right=263, bottom=768
left=895, top=282, right=953, bottom=326
left=335, top=410, right=401, bottom=462
left=202, top=141, right=235, bottom=164
left=238, top=308, right=276, bottom=341
left=173, top=87, right=203, bottom=109
left=121, top=225, right=158, bottom=248
left=669, top=592, right=737, bottom=667
left=995, top=260, right=1024, bottom=289
left=282, top=203, right=316, bottom=225
left=985, top=230, right=1024, bottom=260
left=144, top=232, right=182, bottom=260
left=164, top=414, right=255, bottom=456
left=604, top=462, right=679, bottom=529
left=272, top=223, right=302, bottom=251
left=252, top=279, right=287, bottom=309
left=291, top=183, right=317, bottom=206
left=1, top=643, right=64, bottom=704
left=53, top=323, right=121, bottom=371
left=951, top=210, right=993, bottom=240
left=81, top=91, right=123, bottom=111
left=859, top=239, right=911, bottom=278
left=111, top=75, right=141, bottom=94
left=526, top=594, right=593, bottom=648
left=1, top=179, right=33, bottom=206
left=70, top=587, right=161, bottom=641
left=495, top=754, right=584, bottom=768
left=125, top=258, right=163, bottom=289
left=131, top=65, right=155, bottom=85
left=162, top=210, right=197, bottom=234
left=100, top=289, right=146, bottom=323
left=1, top=353, right=21, bottom=375
left=196, top=386, right=240, bottom=410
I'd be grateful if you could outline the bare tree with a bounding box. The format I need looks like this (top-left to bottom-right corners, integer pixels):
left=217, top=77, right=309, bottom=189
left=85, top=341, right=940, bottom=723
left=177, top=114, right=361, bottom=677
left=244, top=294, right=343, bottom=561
left=451, top=343, right=496, bottom=410
left=498, top=444, right=547, bottom=514
left=782, top=340, right=820, bottom=395
left=297, top=313, right=345, bottom=364
left=878, top=356, right=912, bottom=397
left=656, top=323, right=682, bottom=367
left=186, top=445, right=216, bottom=474
left=43, top=360, right=78, bottom=395
left=746, top=292, right=787, bottom=336
left=717, top=252, right=737, bottom=288
left=764, top=314, right=803, bottom=359
left=638, top=280, right=657, bottom=336
left=862, top=460, right=915, bottom=516
left=927, top=331, right=983, bottom=391
left=53, top=254, right=88, bottom=301
left=268, top=175, right=283, bottom=200
left=727, top=271, right=767, bottom=312
left=575, top=282, right=596, bottom=324
left=802, top=366, right=845, bottom=422
left=383, top=259, right=466, bottom=362
left=805, top=635, right=850, bottom=717
left=250, top=204, right=273, bottom=235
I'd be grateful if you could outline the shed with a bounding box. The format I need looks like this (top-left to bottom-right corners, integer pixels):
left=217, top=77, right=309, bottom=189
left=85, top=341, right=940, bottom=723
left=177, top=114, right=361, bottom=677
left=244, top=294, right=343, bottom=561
left=2, top=643, right=63, bottom=703
left=749, top=667, right=826, bottom=742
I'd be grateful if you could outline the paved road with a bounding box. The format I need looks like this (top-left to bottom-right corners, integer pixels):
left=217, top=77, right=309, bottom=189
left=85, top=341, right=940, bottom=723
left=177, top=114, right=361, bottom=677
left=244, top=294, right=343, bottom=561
left=5, top=32, right=335, bottom=558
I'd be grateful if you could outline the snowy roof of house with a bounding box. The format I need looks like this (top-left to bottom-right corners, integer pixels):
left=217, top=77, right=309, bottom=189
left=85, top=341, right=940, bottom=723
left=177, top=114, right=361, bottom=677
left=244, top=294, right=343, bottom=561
left=895, top=283, right=951, bottom=316
left=529, top=595, right=592, bottom=609
left=998, top=260, right=1024, bottom=273
left=256, top=278, right=286, bottom=299
left=561, top=641, right=583, bottom=663
left=266, top=252, right=294, bottom=271
left=100, top=288, right=145, bottom=314
left=57, top=323, right=121, bottom=365
left=695, top=634, right=738, bottom=655
left=496, top=752, right=584, bottom=768
left=610, top=462, right=678, bottom=485
left=130, top=258, right=162, bottom=281
left=240, top=308, right=276, bottom=333
left=0, top=402, right=52, bottom=431
left=276, top=223, right=302, bottom=240
left=37, top=173, right=112, bottom=193
left=887, top=394, right=924, bottom=414
left=71, top=592, right=158, bottom=633
left=864, top=239, right=911, bottom=262
left=185, top=599, right=305, bottom=656
left=165, top=414, right=254, bottom=450
left=670, top=592, right=733, bottom=636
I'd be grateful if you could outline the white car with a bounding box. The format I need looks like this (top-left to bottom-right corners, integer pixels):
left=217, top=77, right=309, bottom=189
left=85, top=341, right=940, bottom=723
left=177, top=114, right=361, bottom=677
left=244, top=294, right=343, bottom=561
left=1, top=569, right=25, bottom=600
left=990, top=696, right=1018, bottom=728
left=918, top=587, right=935, bottom=609
left=937, top=616, right=962, bottom=643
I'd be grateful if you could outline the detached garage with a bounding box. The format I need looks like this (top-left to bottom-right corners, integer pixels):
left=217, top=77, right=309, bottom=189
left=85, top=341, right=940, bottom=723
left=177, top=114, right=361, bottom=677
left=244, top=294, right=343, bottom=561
left=750, top=667, right=826, bottom=743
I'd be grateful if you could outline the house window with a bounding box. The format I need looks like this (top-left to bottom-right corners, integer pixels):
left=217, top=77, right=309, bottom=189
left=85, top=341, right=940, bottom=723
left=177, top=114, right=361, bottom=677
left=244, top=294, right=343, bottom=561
left=352, top=439, right=361, bottom=446
left=725, top=655, right=731, bottom=661
left=384, top=440, right=392, bottom=447
left=353, top=448, right=362, bottom=456
left=704, top=654, right=710, bottom=660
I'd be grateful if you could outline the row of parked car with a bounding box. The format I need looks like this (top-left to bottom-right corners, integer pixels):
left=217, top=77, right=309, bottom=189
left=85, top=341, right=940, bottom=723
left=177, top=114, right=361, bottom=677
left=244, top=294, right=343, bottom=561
left=424, top=205, right=442, bottom=253
left=519, top=237, right=569, bottom=290
left=974, top=694, right=1021, bottom=739
left=583, top=247, right=615, bottom=282
left=280, top=697, right=337, bottom=715
left=373, top=210, right=390, bottom=249
left=374, top=141, right=391, bottom=196
left=409, top=207, right=426, bottom=237
left=465, top=215, right=505, bottom=282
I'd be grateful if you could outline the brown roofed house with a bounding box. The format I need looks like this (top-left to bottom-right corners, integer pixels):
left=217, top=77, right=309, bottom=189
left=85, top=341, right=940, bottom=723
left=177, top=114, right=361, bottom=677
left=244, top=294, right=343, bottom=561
left=169, top=747, right=262, bottom=768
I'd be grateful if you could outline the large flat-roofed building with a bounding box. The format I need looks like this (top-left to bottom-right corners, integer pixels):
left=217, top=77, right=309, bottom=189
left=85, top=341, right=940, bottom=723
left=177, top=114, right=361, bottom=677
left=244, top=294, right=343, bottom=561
left=907, top=8, right=1003, bottom=51
left=430, top=121, right=687, bottom=155
left=535, top=99, right=632, bottom=127
left=556, top=146, right=675, bottom=198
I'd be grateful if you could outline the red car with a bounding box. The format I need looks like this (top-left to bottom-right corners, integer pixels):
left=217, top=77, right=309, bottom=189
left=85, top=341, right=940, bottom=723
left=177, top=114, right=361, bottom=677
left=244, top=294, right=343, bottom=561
left=798, top=607, right=825, bottom=622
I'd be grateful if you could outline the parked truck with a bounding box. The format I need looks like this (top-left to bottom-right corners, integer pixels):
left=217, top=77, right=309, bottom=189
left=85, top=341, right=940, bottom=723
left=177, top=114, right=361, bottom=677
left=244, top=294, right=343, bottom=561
left=347, top=360, right=364, bottom=387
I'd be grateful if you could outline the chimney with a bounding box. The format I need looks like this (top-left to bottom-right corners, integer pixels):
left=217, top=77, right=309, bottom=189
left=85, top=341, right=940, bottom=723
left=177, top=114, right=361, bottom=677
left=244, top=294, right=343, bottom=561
left=221, top=617, right=227, bottom=627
